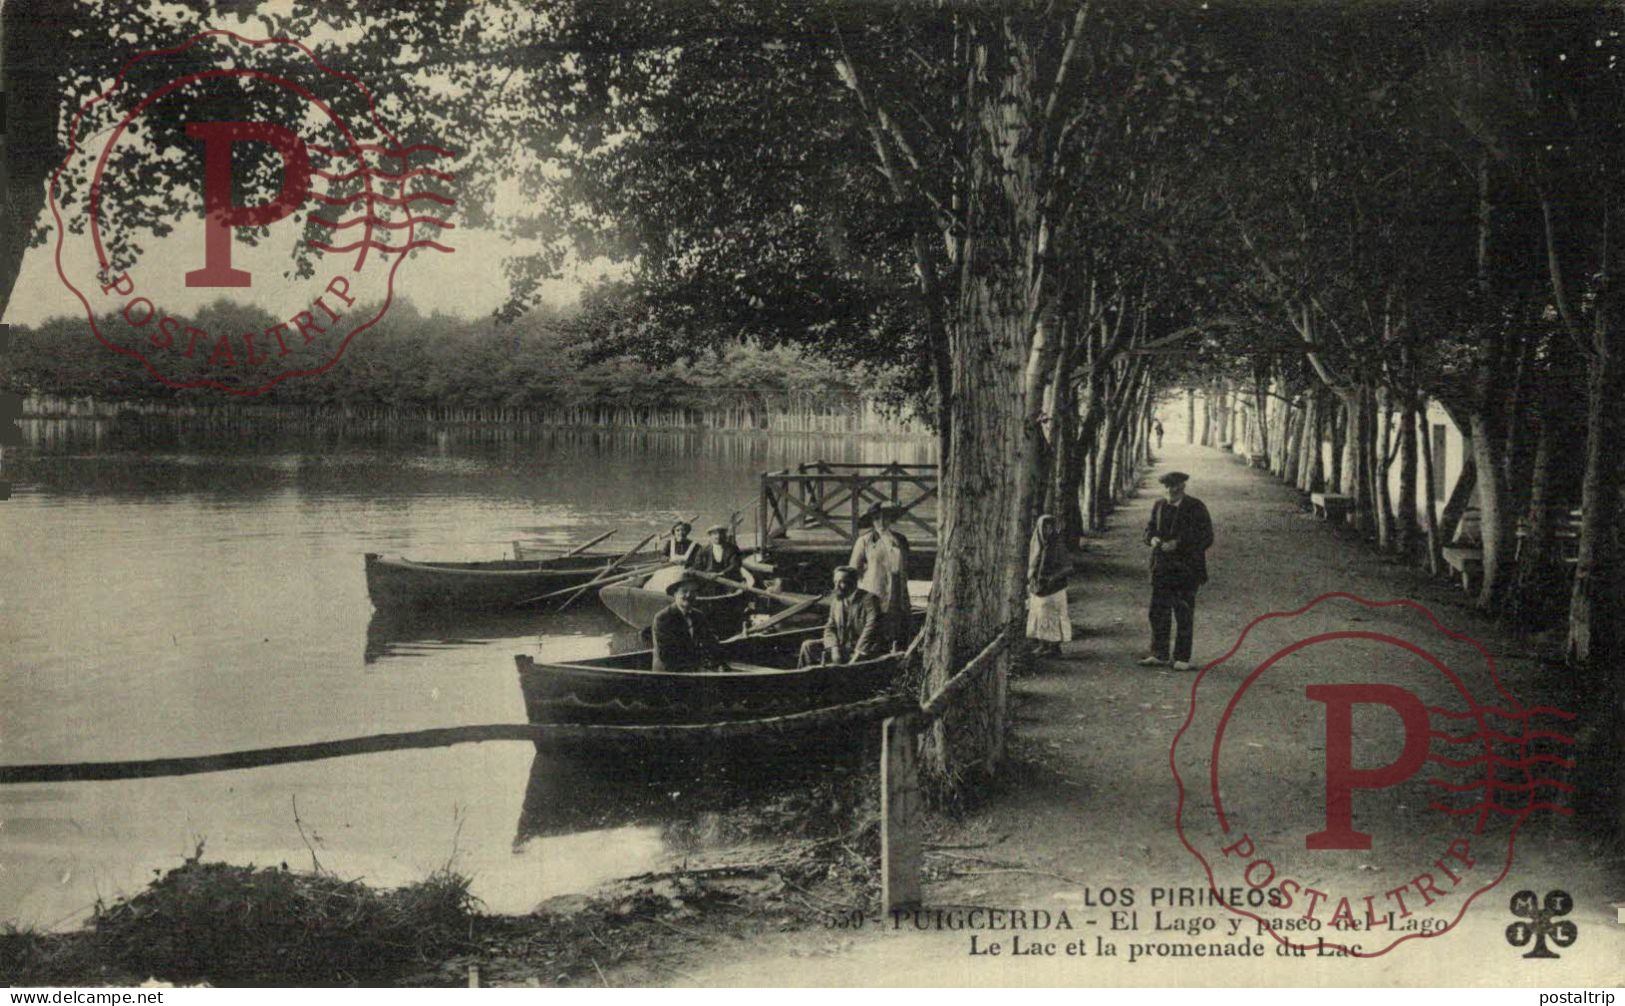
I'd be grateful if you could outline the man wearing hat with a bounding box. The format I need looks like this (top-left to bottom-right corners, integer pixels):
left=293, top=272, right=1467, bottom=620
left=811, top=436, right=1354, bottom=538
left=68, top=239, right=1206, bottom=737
left=688, top=523, right=743, bottom=580
left=1138, top=471, right=1214, bottom=671
left=798, top=567, right=886, bottom=667
left=652, top=570, right=727, bottom=672
left=848, top=502, right=911, bottom=649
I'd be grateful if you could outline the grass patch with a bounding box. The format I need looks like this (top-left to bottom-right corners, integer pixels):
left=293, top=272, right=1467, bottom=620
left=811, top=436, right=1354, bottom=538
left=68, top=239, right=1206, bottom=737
left=3, top=855, right=479, bottom=987
left=94, top=859, right=477, bottom=985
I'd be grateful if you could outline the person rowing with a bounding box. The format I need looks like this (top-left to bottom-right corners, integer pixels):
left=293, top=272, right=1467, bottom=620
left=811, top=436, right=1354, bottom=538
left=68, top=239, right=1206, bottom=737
left=687, top=523, right=743, bottom=580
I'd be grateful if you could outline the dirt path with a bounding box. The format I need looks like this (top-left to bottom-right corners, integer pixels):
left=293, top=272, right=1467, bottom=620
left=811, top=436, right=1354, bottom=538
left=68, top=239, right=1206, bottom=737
left=618, top=445, right=1622, bottom=987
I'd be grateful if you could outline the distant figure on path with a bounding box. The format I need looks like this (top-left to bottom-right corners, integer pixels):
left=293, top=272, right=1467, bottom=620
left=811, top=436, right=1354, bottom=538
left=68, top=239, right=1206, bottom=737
left=1153, top=418, right=1165, bottom=450
left=849, top=502, right=911, bottom=649
left=1025, top=514, right=1073, bottom=657
left=662, top=521, right=698, bottom=565
left=652, top=571, right=727, bottom=672
left=798, top=566, right=885, bottom=666
left=1137, top=471, right=1214, bottom=671
left=688, top=523, right=743, bottom=580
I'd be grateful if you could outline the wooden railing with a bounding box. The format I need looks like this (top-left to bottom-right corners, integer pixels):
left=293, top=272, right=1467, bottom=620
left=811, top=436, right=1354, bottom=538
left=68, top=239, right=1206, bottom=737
left=758, top=461, right=939, bottom=547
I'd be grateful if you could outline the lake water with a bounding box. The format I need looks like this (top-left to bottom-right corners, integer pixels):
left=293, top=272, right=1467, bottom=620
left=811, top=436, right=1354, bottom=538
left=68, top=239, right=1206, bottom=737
left=0, top=420, right=934, bottom=929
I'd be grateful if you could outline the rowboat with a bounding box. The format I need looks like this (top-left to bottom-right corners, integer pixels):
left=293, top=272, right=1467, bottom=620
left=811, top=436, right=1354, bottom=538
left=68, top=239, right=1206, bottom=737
left=597, top=564, right=759, bottom=635
left=364, top=551, right=624, bottom=611
left=514, top=626, right=904, bottom=726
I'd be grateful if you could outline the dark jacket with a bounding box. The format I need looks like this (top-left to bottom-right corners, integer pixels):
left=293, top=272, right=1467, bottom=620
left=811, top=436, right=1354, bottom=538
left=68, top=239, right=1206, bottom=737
left=652, top=603, right=724, bottom=672
left=687, top=541, right=742, bottom=579
left=822, top=588, right=885, bottom=663
left=1143, top=495, right=1215, bottom=586
left=1028, top=538, right=1073, bottom=598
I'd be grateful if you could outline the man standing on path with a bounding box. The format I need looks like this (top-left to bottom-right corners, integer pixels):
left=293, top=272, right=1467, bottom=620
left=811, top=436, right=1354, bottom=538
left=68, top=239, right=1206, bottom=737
left=1137, top=471, right=1214, bottom=671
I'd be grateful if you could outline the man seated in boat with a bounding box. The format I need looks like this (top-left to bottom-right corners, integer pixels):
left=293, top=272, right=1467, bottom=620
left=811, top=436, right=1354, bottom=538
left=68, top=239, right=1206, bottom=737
left=798, top=566, right=885, bottom=667
left=661, top=521, right=698, bottom=565
left=686, top=523, right=743, bottom=580
left=652, top=571, right=729, bottom=672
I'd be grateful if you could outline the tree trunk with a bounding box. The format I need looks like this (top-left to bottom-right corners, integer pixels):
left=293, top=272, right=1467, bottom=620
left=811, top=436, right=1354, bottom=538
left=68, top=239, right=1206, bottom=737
left=1375, top=386, right=1395, bottom=550
left=1347, top=388, right=1373, bottom=531
left=1567, top=340, right=1625, bottom=666
left=1046, top=336, right=1083, bottom=548
left=914, top=20, right=1067, bottom=805
left=1185, top=387, right=1195, bottom=444
left=1396, top=392, right=1419, bottom=557
left=1304, top=390, right=1325, bottom=493
left=0, top=0, right=59, bottom=322
left=1419, top=400, right=1442, bottom=575
left=1328, top=393, right=1346, bottom=493
left=1469, top=410, right=1512, bottom=610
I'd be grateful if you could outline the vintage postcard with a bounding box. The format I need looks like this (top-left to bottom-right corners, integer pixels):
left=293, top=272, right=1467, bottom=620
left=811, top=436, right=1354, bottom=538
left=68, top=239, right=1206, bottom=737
left=1, top=0, right=1621, bottom=990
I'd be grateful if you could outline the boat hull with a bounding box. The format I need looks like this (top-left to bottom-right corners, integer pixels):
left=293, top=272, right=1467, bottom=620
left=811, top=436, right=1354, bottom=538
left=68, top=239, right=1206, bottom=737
left=515, top=627, right=903, bottom=726
left=364, top=552, right=617, bottom=611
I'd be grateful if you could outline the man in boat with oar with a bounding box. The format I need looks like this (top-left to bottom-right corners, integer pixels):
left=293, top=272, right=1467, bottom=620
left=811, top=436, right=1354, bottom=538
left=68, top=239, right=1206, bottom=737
left=798, top=566, right=885, bottom=667
left=687, top=523, right=743, bottom=580
left=652, top=570, right=729, bottom=672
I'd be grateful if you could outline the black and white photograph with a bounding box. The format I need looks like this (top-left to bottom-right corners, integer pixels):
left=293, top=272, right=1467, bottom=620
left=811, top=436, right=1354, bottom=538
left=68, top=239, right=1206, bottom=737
left=1, top=0, right=1622, bottom=989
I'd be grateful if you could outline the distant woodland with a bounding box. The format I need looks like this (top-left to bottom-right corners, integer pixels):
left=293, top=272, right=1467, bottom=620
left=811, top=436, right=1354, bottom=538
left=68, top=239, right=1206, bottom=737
left=1, top=291, right=891, bottom=414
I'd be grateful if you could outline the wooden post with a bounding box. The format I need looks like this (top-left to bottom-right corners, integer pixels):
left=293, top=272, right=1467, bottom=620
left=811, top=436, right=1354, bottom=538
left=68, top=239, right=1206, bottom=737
left=881, top=714, right=923, bottom=913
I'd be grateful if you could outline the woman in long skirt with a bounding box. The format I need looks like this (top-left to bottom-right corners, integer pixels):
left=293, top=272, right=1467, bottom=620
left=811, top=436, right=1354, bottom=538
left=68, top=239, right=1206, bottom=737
left=1026, top=514, right=1073, bottom=656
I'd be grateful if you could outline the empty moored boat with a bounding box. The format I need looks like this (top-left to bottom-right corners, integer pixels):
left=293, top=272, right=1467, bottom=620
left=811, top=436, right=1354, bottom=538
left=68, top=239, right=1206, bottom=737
left=364, top=551, right=620, bottom=611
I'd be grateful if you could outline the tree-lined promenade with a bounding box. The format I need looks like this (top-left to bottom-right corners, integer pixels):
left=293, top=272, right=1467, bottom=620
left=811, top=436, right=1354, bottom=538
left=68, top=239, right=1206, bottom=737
left=1, top=1, right=1620, bottom=825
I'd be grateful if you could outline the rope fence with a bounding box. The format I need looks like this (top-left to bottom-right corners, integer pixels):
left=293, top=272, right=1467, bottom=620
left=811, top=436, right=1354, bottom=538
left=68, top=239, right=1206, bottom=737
left=0, top=694, right=918, bottom=785
left=0, top=623, right=1016, bottom=920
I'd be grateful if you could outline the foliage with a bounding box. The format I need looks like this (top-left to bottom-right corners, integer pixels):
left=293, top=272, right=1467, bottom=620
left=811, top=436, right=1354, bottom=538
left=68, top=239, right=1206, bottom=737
left=89, top=859, right=477, bottom=985
left=2, top=296, right=878, bottom=413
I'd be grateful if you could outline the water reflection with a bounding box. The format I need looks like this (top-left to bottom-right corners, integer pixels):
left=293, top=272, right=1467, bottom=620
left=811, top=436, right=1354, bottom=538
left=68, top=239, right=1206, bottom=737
left=513, top=741, right=877, bottom=859
left=1, top=419, right=929, bottom=928
left=363, top=607, right=646, bottom=665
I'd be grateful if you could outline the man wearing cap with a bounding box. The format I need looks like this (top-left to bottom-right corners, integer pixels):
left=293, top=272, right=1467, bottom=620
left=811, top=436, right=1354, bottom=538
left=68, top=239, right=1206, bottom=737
left=1138, top=471, right=1214, bottom=671
left=848, top=502, right=911, bottom=649
left=652, top=571, right=728, bottom=672
left=799, top=566, right=885, bottom=667
left=687, top=523, right=743, bottom=580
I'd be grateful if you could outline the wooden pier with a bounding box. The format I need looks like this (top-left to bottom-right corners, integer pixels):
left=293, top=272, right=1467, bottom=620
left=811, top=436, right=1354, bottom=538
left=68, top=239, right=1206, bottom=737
left=749, top=461, right=939, bottom=589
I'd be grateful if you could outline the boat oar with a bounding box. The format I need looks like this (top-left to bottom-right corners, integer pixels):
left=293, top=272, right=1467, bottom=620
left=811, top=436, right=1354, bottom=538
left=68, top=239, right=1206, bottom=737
left=684, top=569, right=819, bottom=606
left=728, top=591, right=829, bottom=640
left=513, top=559, right=665, bottom=608
left=557, top=529, right=616, bottom=559
left=557, top=532, right=659, bottom=611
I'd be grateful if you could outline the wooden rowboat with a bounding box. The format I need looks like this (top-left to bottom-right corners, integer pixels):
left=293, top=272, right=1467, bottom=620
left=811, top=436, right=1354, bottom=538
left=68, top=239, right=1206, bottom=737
left=515, top=627, right=903, bottom=726
left=365, top=551, right=623, bottom=611
left=597, top=565, right=759, bottom=635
